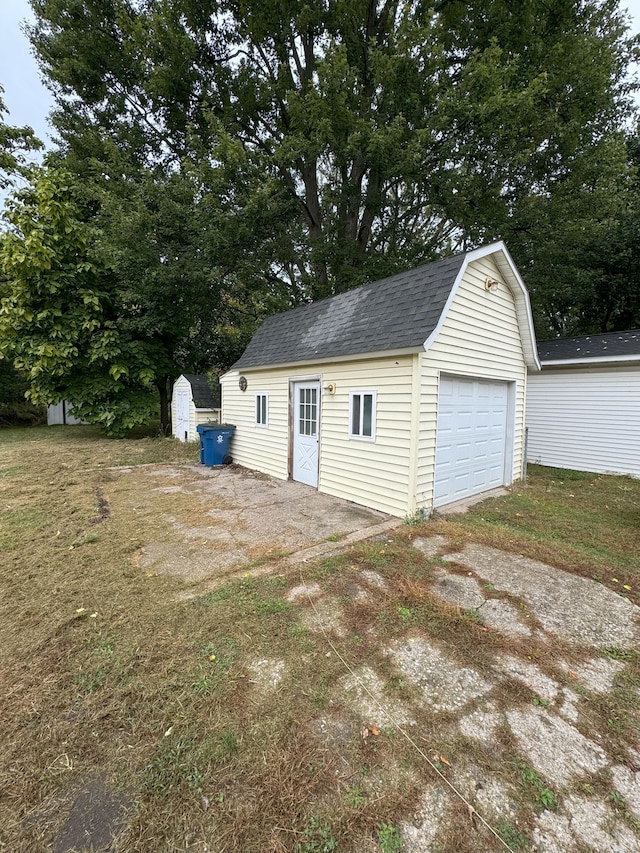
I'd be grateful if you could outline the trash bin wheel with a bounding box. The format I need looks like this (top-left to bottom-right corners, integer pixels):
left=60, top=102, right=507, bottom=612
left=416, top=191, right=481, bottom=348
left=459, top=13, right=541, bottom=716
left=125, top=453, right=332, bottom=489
left=222, top=454, right=233, bottom=465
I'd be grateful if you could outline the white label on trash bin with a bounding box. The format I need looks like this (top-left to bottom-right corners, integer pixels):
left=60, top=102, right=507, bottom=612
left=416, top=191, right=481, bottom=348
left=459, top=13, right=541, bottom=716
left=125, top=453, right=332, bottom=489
left=217, top=434, right=224, bottom=442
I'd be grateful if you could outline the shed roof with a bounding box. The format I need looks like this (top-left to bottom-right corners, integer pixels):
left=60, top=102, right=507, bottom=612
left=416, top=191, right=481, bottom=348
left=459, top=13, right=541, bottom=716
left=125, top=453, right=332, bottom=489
left=538, top=330, right=640, bottom=365
left=232, top=242, right=539, bottom=371
left=233, top=254, right=465, bottom=369
left=182, top=374, right=220, bottom=408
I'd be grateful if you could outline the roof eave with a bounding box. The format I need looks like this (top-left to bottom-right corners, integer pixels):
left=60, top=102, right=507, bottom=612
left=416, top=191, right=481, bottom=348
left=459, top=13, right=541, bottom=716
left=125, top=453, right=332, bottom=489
left=540, top=354, right=640, bottom=367
left=221, top=346, right=422, bottom=377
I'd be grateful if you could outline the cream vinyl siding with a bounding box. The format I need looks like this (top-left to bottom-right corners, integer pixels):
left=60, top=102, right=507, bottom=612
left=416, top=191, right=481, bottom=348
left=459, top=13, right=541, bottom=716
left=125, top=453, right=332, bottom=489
left=171, top=376, right=220, bottom=442
left=526, top=365, right=640, bottom=477
left=319, top=356, right=413, bottom=516
left=222, top=357, right=414, bottom=516
left=416, top=256, right=527, bottom=509
left=221, top=370, right=292, bottom=479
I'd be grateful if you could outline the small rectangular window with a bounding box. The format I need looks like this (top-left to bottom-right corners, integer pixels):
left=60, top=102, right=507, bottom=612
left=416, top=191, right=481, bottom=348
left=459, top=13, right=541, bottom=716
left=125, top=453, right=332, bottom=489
left=255, top=393, right=268, bottom=427
left=349, top=390, right=376, bottom=441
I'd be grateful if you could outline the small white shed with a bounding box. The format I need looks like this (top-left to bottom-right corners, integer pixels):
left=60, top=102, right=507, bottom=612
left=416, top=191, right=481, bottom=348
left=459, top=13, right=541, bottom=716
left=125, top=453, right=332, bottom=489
left=526, top=330, right=640, bottom=477
left=47, top=401, right=85, bottom=425
left=172, top=374, right=221, bottom=442
left=220, top=242, right=539, bottom=517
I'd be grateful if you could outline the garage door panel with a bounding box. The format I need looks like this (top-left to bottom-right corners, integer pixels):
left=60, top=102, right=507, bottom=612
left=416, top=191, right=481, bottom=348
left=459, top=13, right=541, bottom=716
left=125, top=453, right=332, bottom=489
left=434, top=376, right=509, bottom=507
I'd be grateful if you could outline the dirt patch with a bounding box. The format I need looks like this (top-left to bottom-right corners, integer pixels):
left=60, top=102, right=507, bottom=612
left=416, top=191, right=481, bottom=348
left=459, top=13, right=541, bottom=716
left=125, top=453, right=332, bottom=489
left=52, top=775, right=132, bottom=853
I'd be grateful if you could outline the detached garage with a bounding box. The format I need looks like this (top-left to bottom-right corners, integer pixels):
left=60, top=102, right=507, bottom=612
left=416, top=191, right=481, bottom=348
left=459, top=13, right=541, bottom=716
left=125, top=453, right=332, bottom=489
left=221, top=241, right=539, bottom=517
left=171, top=375, right=221, bottom=442
left=526, top=330, right=640, bottom=477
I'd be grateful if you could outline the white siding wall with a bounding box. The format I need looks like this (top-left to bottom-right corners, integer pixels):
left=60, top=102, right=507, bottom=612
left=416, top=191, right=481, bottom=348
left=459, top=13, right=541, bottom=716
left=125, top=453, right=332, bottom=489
left=526, top=365, right=640, bottom=477
left=47, top=402, right=85, bottom=425
left=221, top=357, right=414, bottom=516
left=416, top=256, right=528, bottom=509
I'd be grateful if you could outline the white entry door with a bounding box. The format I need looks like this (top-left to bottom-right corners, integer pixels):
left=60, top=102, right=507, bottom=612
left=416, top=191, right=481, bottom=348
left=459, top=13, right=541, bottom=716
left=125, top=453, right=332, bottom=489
left=434, top=376, right=509, bottom=508
left=292, top=382, right=320, bottom=487
left=175, top=389, right=191, bottom=442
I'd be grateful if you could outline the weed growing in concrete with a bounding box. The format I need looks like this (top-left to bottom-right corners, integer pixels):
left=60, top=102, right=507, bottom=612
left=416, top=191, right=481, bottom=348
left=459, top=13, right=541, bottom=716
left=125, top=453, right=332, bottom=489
left=377, top=821, right=402, bottom=853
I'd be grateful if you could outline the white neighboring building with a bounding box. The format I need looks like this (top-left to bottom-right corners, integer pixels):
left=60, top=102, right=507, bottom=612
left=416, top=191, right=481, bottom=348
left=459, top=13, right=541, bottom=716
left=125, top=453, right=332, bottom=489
left=47, top=401, right=85, bottom=425
left=527, top=330, right=640, bottom=477
left=171, top=374, right=221, bottom=442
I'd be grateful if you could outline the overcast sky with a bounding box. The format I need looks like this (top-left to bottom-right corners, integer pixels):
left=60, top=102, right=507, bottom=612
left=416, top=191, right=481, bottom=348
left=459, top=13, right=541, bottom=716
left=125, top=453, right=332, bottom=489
left=1, top=0, right=640, bottom=151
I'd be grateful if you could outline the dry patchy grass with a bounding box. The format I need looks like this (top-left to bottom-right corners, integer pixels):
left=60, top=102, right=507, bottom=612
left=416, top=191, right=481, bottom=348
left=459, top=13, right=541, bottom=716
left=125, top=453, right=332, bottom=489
left=0, top=430, right=638, bottom=852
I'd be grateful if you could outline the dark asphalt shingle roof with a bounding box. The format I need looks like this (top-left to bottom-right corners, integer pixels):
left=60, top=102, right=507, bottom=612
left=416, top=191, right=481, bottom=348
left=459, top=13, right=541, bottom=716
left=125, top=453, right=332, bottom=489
left=183, top=374, right=220, bottom=408
left=537, top=330, right=640, bottom=362
left=233, top=254, right=466, bottom=369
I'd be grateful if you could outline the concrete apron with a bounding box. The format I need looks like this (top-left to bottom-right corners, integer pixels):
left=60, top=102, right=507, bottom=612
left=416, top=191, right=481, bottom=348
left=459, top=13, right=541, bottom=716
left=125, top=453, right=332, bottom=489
left=128, top=464, right=402, bottom=590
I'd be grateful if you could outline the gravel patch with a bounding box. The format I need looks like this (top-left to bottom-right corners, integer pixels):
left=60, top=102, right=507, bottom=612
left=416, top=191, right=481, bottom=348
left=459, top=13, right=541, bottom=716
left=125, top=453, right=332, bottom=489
left=287, top=582, right=322, bottom=602
left=480, top=598, right=532, bottom=638
left=399, top=785, right=449, bottom=853
left=559, top=656, right=626, bottom=693
left=247, top=658, right=285, bottom=691
left=565, top=795, right=638, bottom=853
left=431, top=574, right=485, bottom=610
left=299, top=597, right=347, bottom=637
left=359, top=569, right=387, bottom=589
left=458, top=702, right=502, bottom=742
left=611, top=765, right=640, bottom=821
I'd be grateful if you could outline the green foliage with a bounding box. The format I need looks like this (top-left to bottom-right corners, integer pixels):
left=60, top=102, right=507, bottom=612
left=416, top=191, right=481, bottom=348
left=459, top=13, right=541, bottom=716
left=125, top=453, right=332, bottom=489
left=0, top=86, right=42, bottom=190
left=26, top=0, right=640, bottom=330
left=377, top=822, right=403, bottom=853
left=0, top=168, right=160, bottom=435
left=521, top=765, right=558, bottom=811
left=496, top=819, right=528, bottom=851
left=295, top=816, right=337, bottom=853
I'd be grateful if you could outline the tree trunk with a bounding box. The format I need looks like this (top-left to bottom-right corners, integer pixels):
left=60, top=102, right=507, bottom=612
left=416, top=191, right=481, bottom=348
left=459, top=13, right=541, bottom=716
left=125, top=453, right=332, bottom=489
left=157, top=377, right=170, bottom=435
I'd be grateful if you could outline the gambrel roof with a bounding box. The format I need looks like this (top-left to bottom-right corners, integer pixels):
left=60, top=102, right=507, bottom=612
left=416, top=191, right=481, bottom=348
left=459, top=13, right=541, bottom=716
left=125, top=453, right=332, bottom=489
left=233, top=242, right=539, bottom=371
left=182, top=374, right=221, bottom=408
left=538, top=330, right=640, bottom=366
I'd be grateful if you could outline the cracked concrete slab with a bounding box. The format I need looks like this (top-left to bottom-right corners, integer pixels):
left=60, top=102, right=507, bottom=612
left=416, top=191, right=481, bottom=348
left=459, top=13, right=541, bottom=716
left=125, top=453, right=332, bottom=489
left=338, top=665, right=414, bottom=727
left=400, top=786, right=450, bottom=853
left=506, top=707, right=608, bottom=787
left=442, top=544, right=639, bottom=648
left=611, top=765, right=640, bottom=821
left=496, top=654, right=560, bottom=703
left=385, top=637, right=492, bottom=713
left=431, top=573, right=485, bottom=610
left=480, top=598, right=532, bottom=637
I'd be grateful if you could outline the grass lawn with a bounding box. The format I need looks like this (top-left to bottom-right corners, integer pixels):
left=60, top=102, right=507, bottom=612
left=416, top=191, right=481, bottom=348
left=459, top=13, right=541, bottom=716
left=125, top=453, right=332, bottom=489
left=1, top=427, right=638, bottom=852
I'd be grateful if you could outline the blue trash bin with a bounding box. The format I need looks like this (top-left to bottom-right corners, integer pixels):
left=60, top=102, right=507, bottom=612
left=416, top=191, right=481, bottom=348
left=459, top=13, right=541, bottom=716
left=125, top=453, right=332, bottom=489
left=197, top=424, right=236, bottom=466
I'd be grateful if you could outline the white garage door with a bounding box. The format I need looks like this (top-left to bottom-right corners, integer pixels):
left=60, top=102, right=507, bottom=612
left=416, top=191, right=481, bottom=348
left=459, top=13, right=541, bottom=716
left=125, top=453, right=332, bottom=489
left=434, top=376, right=509, bottom=508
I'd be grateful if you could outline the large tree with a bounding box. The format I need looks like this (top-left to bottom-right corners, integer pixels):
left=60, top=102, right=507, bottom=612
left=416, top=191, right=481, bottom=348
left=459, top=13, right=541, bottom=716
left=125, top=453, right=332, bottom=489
left=0, top=85, right=42, bottom=191
left=28, top=0, right=637, bottom=300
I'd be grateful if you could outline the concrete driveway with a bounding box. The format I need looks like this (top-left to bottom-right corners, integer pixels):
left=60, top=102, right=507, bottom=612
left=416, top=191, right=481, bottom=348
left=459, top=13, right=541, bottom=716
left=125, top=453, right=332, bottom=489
left=119, top=463, right=399, bottom=586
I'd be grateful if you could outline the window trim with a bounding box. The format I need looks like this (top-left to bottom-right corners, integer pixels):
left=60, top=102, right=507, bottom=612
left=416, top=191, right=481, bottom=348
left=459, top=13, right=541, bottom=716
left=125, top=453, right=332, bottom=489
left=255, top=392, right=268, bottom=428
left=349, top=390, right=376, bottom=441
